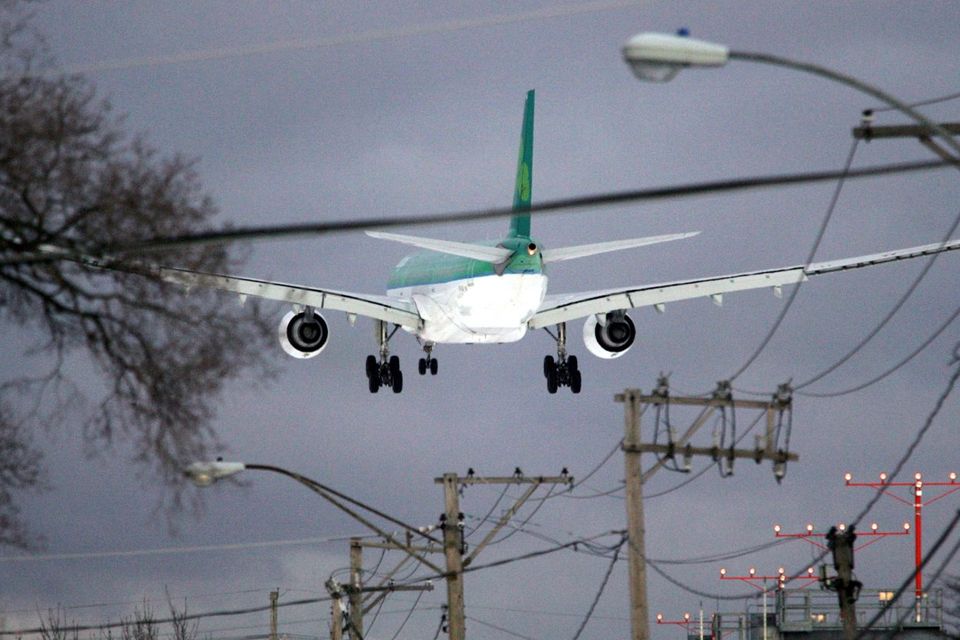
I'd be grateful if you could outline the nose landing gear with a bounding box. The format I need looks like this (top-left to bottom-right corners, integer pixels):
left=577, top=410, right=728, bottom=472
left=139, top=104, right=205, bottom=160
left=418, top=343, right=438, bottom=376
left=543, top=323, right=582, bottom=394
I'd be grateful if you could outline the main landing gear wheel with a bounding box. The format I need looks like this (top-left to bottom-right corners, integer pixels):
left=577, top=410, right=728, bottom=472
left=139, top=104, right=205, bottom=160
left=366, top=354, right=403, bottom=393
left=365, top=321, right=403, bottom=393
left=543, top=323, right=582, bottom=394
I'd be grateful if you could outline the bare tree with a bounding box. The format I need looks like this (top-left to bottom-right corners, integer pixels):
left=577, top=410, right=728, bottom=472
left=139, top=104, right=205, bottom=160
left=166, top=591, right=199, bottom=640
left=38, top=607, right=80, bottom=640
left=0, top=2, right=273, bottom=546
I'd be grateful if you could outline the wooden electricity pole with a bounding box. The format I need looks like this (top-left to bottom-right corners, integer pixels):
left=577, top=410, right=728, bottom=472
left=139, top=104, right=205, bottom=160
left=349, top=540, right=364, bottom=640
left=852, top=118, right=960, bottom=170
left=616, top=381, right=797, bottom=640
left=269, top=590, right=279, bottom=640
left=434, top=470, right=573, bottom=640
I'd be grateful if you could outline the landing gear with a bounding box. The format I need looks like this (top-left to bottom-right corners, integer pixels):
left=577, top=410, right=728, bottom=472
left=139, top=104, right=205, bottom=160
left=418, top=343, right=438, bottom=376
left=543, top=323, right=582, bottom=394
left=365, top=321, right=403, bottom=393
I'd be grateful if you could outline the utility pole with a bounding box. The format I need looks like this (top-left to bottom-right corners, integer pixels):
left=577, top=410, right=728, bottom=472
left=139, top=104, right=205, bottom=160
left=325, top=579, right=345, bottom=640
left=325, top=568, right=434, bottom=640
left=616, top=379, right=797, bottom=640
left=440, top=473, right=466, bottom=640
left=852, top=117, right=960, bottom=169
left=349, top=539, right=364, bottom=640
left=434, top=469, right=573, bottom=640
left=269, top=590, right=279, bottom=640
left=825, top=526, right=861, bottom=640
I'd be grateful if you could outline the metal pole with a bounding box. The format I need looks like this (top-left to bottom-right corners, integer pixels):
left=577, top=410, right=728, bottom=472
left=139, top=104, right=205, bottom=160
left=441, top=473, right=466, bottom=640
left=914, top=480, right=923, bottom=622
left=762, top=580, right=767, bottom=640
left=623, top=390, right=650, bottom=640
left=729, top=50, right=960, bottom=160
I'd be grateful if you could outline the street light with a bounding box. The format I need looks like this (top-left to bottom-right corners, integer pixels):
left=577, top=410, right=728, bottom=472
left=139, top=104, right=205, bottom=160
left=622, top=31, right=960, bottom=159
left=184, top=460, right=246, bottom=486
left=184, top=460, right=442, bottom=549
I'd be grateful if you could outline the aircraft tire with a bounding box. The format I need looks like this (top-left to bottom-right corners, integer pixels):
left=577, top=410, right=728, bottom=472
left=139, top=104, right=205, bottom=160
left=568, top=355, right=578, bottom=374
left=546, top=368, right=558, bottom=394
left=543, top=355, right=555, bottom=378
left=570, top=370, right=582, bottom=394
left=366, top=355, right=377, bottom=378
left=368, top=374, right=380, bottom=393
left=393, top=370, right=403, bottom=393
left=418, top=358, right=427, bottom=375
left=389, top=355, right=401, bottom=377
left=430, top=358, right=438, bottom=375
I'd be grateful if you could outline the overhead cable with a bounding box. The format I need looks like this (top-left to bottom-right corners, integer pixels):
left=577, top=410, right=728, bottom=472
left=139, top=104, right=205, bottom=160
left=2, top=158, right=953, bottom=266
left=728, top=137, right=860, bottom=382
left=795, top=203, right=960, bottom=391
left=570, top=535, right=626, bottom=640
left=870, top=90, right=960, bottom=112
left=800, top=304, right=960, bottom=397
left=858, top=508, right=960, bottom=640
left=464, top=615, right=541, bottom=640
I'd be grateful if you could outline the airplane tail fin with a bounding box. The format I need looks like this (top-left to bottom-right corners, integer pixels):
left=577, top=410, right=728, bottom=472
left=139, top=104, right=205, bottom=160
left=509, top=89, right=535, bottom=239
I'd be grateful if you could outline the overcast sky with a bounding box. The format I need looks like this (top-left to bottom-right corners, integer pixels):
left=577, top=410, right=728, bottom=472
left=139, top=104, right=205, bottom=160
left=3, top=2, right=960, bottom=639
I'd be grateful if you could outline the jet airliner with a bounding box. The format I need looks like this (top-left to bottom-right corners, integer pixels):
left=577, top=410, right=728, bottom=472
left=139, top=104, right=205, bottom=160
left=148, top=90, right=960, bottom=394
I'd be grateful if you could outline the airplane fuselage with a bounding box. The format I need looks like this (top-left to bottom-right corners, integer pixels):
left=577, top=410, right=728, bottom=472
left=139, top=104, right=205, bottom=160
left=386, top=238, right=547, bottom=343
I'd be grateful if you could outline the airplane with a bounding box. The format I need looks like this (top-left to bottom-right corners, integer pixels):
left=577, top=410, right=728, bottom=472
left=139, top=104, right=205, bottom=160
left=122, top=90, right=959, bottom=394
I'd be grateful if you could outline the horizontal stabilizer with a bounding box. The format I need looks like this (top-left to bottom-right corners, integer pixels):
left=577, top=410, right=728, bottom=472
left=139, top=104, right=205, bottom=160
left=366, top=231, right=513, bottom=264
left=540, top=231, right=699, bottom=264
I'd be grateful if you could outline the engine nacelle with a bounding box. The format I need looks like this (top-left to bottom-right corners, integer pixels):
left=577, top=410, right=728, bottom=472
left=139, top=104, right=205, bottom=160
left=583, top=312, right=636, bottom=359
left=279, top=309, right=329, bottom=359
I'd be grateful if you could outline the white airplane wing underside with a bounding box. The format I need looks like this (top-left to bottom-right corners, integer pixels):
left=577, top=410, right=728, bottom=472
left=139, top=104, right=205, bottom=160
left=157, top=265, right=421, bottom=329
left=530, top=238, right=960, bottom=329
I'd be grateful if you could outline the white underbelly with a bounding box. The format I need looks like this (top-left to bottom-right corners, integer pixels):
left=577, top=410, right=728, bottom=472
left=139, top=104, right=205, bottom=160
left=389, top=273, right=547, bottom=343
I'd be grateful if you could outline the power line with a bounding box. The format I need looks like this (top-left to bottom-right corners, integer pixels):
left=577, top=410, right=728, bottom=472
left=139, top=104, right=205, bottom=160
left=858, top=508, right=960, bottom=639
left=799, top=303, right=960, bottom=398
left=728, top=136, right=860, bottom=382
left=386, top=589, right=424, bottom=640
left=0, top=589, right=269, bottom=616
left=775, top=341, right=960, bottom=602
left=3, top=158, right=952, bottom=266
left=649, top=538, right=794, bottom=566
left=796, top=204, right=960, bottom=391
left=871, top=90, right=960, bottom=113
left=464, top=614, right=541, bottom=640
left=0, top=596, right=333, bottom=637
left=571, top=535, right=626, bottom=640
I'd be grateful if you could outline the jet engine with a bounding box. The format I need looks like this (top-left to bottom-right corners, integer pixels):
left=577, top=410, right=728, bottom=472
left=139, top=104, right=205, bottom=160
left=582, top=312, right=635, bottom=359
left=279, top=309, right=329, bottom=359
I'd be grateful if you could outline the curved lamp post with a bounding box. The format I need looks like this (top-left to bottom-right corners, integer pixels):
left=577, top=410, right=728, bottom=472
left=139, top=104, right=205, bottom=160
left=622, top=32, right=960, bottom=160
left=619, top=32, right=957, bottom=640
left=184, top=460, right=442, bottom=551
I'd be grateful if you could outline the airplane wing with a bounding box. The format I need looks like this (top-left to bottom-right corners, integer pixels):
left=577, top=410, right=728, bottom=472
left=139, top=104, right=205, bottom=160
left=154, top=265, right=421, bottom=329
left=529, top=238, right=960, bottom=329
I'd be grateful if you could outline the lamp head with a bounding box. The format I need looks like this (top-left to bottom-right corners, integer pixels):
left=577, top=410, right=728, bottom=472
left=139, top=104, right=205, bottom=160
left=622, top=32, right=729, bottom=82
left=185, top=461, right=246, bottom=487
